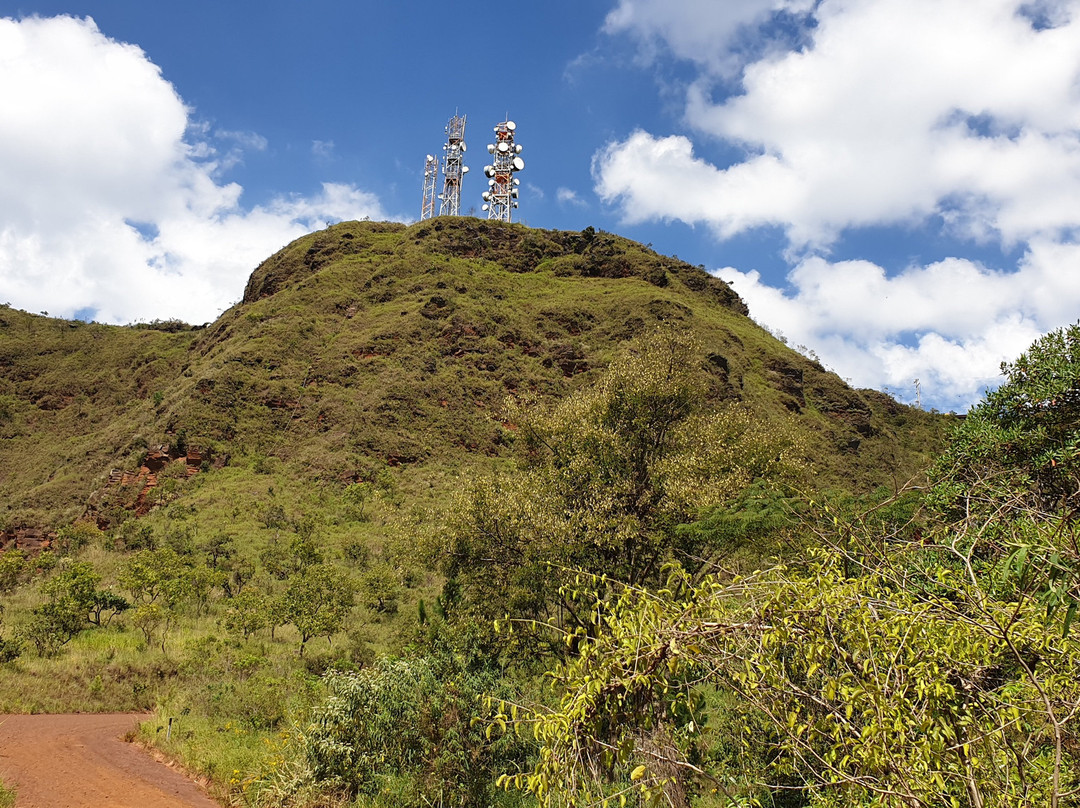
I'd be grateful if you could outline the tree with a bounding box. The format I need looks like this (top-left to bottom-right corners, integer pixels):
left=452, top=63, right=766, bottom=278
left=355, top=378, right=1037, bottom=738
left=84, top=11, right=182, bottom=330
left=930, top=322, right=1080, bottom=630
left=118, top=548, right=203, bottom=652
left=0, top=550, right=26, bottom=593
left=281, top=563, right=355, bottom=656
left=442, top=329, right=805, bottom=645
left=41, top=560, right=128, bottom=627
left=221, top=588, right=271, bottom=640
left=304, top=651, right=528, bottom=807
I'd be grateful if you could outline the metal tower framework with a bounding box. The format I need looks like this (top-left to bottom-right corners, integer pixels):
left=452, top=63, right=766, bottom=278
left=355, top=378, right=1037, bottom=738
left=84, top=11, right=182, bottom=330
left=481, top=120, right=523, bottom=222
left=420, top=154, right=439, bottom=221
left=438, top=114, right=468, bottom=216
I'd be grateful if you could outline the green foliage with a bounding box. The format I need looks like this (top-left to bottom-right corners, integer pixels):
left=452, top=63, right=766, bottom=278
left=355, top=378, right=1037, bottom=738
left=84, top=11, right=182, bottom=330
left=42, top=559, right=128, bottom=627
left=0, top=605, right=21, bottom=663
left=221, top=588, right=271, bottom=640
left=0, top=549, right=27, bottom=593
left=933, top=321, right=1080, bottom=517
left=281, top=563, right=355, bottom=655
left=443, top=329, right=807, bottom=642
left=303, top=652, right=528, bottom=807
left=498, top=327, right=1080, bottom=808
left=53, top=521, right=104, bottom=556
left=931, top=322, right=1080, bottom=630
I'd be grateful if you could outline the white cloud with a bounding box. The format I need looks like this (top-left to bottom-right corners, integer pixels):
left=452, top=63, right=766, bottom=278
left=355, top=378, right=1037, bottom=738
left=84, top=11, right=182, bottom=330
left=556, top=187, right=588, bottom=207
left=596, top=0, right=1080, bottom=408
left=598, top=0, right=1080, bottom=249
left=312, top=139, right=335, bottom=159
left=715, top=238, right=1080, bottom=408
left=603, top=0, right=814, bottom=74
left=0, top=15, right=387, bottom=325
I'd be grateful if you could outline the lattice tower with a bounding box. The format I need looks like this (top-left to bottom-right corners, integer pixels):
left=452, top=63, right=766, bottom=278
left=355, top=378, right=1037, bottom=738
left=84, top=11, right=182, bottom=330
left=420, top=154, right=439, bottom=221
left=438, top=114, right=468, bottom=216
left=481, top=120, right=523, bottom=222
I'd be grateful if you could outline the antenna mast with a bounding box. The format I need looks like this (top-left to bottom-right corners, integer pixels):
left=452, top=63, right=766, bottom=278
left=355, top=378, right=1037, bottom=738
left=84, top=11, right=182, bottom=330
left=420, top=154, right=439, bottom=221
left=482, top=120, right=524, bottom=222
left=437, top=114, right=469, bottom=216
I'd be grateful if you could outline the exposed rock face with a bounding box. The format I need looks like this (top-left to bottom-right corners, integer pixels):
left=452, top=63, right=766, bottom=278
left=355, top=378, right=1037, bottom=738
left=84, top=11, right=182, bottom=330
left=0, top=526, right=54, bottom=553
left=105, top=444, right=210, bottom=516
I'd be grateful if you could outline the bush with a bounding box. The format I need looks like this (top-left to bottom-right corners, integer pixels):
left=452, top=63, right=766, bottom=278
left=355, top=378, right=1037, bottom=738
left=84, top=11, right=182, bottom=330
left=304, top=653, right=527, bottom=806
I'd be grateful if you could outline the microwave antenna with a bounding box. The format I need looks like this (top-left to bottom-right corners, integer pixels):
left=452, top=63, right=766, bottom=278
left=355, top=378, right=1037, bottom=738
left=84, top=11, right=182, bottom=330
left=481, top=119, right=524, bottom=222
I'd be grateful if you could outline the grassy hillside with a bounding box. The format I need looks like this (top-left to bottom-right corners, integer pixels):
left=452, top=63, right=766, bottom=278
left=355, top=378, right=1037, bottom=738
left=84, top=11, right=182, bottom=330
left=0, top=217, right=945, bottom=536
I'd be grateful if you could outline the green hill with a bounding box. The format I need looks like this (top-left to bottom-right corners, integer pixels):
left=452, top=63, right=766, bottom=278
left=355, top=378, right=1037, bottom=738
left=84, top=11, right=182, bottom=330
left=0, top=217, right=945, bottom=538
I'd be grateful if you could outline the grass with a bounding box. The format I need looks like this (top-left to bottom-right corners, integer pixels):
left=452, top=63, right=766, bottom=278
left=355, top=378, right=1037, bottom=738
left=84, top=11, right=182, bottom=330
left=0, top=777, right=14, bottom=808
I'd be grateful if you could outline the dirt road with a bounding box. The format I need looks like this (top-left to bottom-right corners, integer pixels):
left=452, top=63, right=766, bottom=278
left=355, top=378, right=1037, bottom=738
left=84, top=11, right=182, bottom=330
left=0, top=713, right=223, bottom=807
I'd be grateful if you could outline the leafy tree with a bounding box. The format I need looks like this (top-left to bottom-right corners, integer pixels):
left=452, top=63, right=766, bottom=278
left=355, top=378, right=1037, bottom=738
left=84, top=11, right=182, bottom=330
left=281, top=563, right=355, bottom=656
left=0, top=550, right=26, bottom=594
left=931, top=322, right=1080, bottom=629
left=442, top=329, right=806, bottom=643
left=221, top=588, right=271, bottom=640
left=304, top=652, right=529, bottom=806
left=52, top=521, right=104, bottom=556
left=201, top=531, right=235, bottom=569
left=358, top=561, right=401, bottom=615
left=933, top=322, right=1080, bottom=518
left=118, top=548, right=210, bottom=652
left=41, top=560, right=128, bottom=627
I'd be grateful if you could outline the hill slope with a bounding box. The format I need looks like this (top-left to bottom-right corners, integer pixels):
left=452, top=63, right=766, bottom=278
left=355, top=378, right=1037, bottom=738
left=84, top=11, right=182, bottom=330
left=0, top=217, right=946, bottom=535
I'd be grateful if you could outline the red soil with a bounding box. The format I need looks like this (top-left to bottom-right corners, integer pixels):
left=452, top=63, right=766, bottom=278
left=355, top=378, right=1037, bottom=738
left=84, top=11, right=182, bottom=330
left=0, top=713, right=222, bottom=807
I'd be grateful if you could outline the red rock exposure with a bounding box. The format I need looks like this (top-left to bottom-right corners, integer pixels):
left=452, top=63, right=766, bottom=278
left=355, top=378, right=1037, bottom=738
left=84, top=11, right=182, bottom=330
left=108, top=444, right=211, bottom=515
left=0, top=526, right=54, bottom=553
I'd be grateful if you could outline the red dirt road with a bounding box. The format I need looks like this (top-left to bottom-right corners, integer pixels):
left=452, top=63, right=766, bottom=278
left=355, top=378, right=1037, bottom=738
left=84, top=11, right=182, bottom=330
left=0, top=713, right=223, bottom=807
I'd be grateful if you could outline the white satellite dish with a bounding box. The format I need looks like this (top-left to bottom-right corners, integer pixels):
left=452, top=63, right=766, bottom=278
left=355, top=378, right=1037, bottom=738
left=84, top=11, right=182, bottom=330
left=512, top=156, right=525, bottom=171
left=462, top=166, right=470, bottom=173
left=515, top=144, right=522, bottom=154
left=482, top=204, right=489, bottom=211
left=460, top=142, right=467, bottom=152
left=506, top=121, right=516, bottom=131
left=426, top=154, right=434, bottom=161
left=497, top=142, right=509, bottom=153
left=487, top=144, right=495, bottom=154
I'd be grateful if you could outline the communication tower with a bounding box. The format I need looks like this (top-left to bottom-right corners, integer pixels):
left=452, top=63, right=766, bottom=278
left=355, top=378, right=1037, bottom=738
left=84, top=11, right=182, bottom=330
left=420, top=154, right=439, bottom=221
left=437, top=114, right=469, bottom=216
left=481, top=120, right=524, bottom=222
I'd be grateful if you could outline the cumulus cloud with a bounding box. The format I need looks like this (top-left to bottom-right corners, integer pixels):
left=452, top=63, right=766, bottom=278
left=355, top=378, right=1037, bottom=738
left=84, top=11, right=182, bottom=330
left=603, top=0, right=815, bottom=74
left=0, top=15, right=386, bottom=325
left=715, top=236, right=1080, bottom=408
left=597, top=0, right=1080, bottom=408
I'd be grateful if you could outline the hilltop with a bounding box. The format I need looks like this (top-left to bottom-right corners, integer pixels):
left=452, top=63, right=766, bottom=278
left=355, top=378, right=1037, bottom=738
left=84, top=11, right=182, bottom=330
left=0, top=217, right=945, bottom=538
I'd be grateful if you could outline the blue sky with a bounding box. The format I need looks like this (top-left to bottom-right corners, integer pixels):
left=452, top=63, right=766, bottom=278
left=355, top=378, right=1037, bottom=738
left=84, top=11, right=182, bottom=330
left=3, top=1, right=1080, bottom=411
